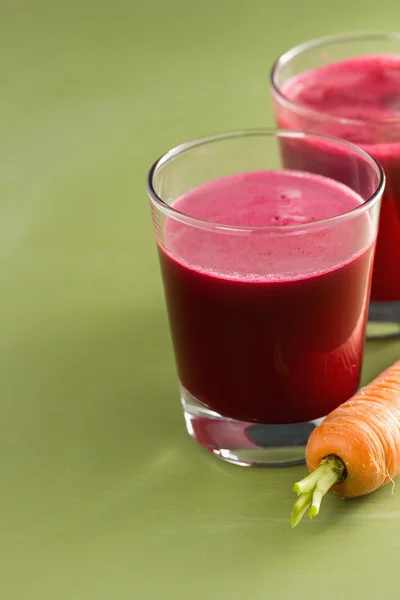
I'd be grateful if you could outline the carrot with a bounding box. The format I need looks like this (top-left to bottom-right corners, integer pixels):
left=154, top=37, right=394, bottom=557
left=291, top=359, right=400, bottom=527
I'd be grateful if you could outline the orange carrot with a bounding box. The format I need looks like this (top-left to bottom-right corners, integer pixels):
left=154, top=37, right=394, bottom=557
left=291, top=359, right=400, bottom=527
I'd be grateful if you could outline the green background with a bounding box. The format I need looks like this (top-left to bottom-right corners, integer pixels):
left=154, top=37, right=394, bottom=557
left=2, top=1, right=400, bottom=598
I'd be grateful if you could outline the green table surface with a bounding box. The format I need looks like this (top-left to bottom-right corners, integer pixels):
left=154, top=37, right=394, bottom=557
left=3, top=2, right=400, bottom=598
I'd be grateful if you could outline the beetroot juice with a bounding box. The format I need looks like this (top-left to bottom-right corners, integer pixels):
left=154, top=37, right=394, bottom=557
left=275, top=54, right=400, bottom=302
left=157, top=170, right=374, bottom=425
left=148, top=129, right=383, bottom=466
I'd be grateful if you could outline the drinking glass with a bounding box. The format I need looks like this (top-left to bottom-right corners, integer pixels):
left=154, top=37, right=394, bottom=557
left=270, top=32, right=400, bottom=337
left=147, top=128, right=384, bottom=466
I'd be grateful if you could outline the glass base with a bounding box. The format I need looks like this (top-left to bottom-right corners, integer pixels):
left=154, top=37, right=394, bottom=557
left=367, top=301, right=400, bottom=339
left=181, top=386, right=324, bottom=467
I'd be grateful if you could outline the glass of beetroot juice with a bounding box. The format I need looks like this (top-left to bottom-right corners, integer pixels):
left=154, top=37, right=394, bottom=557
left=270, top=32, right=400, bottom=338
left=147, top=129, right=384, bottom=466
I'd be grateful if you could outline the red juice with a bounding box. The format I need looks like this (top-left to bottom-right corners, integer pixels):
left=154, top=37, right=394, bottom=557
left=278, top=54, right=400, bottom=301
left=158, top=170, right=374, bottom=424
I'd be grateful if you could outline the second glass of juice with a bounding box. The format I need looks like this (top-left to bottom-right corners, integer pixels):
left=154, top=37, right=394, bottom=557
left=147, top=129, right=384, bottom=466
left=270, top=32, right=400, bottom=337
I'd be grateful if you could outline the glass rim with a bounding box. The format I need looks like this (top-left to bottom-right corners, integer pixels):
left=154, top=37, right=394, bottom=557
left=270, top=30, right=400, bottom=127
left=146, top=128, right=385, bottom=234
